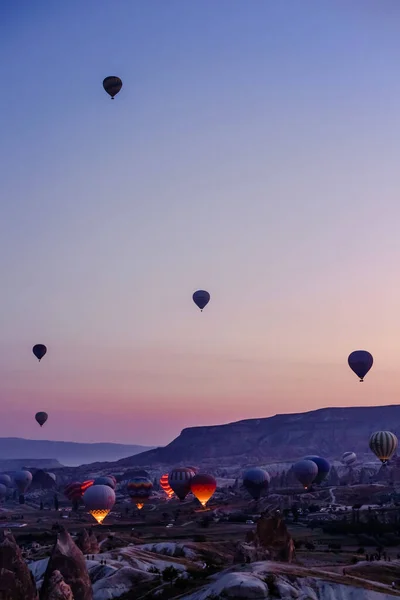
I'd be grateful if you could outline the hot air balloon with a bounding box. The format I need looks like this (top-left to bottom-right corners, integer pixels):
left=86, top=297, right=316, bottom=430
left=342, top=452, right=357, bottom=466
left=64, top=480, right=94, bottom=504
left=348, top=350, right=373, bottom=382
left=35, top=412, right=48, bottom=427
left=103, top=76, right=122, bottom=99
left=293, top=460, right=318, bottom=490
left=186, top=465, right=199, bottom=474
left=192, top=290, right=210, bottom=312
left=0, top=474, right=11, bottom=487
left=168, top=467, right=195, bottom=501
left=303, top=456, right=330, bottom=485
left=0, top=484, right=6, bottom=502
left=64, top=482, right=83, bottom=502
left=160, top=473, right=174, bottom=498
left=14, top=470, right=32, bottom=503
left=33, top=344, right=47, bottom=361
left=83, top=484, right=115, bottom=524
left=93, top=476, right=115, bottom=489
left=46, top=472, right=56, bottom=482
left=243, top=467, right=270, bottom=500
left=369, top=431, right=398, bottom=465
left=127, top=477, right=153, bottom=510
left=190, top=473, right=217, bottom=507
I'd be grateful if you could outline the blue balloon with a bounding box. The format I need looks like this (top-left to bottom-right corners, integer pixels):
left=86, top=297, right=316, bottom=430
left=293, top=460, right=318, bottom=489
left=348, top=350, right=373, bottom=382
left=303, top=456, right=330, bottom=485
left=193, top=290, right=210, bottom=311
left=242, top=467, right=270, bottom=500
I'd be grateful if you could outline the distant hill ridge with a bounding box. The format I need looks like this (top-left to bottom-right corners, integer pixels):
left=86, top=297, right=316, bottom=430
left=0, top=438, right=154, bottom=467
left=114, top=405, right=400, bottom=467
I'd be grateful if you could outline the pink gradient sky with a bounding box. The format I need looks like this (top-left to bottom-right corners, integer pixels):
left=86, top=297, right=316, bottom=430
left=2, top=2, right=400, bottom=445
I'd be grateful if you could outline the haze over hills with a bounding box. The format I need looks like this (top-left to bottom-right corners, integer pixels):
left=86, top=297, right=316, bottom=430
left=113, top=405, right=400, bottom=468
left=0, top=438, right=154, bottom=467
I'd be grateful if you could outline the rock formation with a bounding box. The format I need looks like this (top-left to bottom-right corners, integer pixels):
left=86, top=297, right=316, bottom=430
left=116, top=404, right=400, bottom=465
left=75, top=529, right=99, bottom=555
left=43, top=571, right=73, bottom=600
left=234, top=541, right=270, bottom=563
left=237, top=512, right=295, bottom=564
left=40, top=527, right=92, bottom=600
left=0, top=532, right=38, bottom=600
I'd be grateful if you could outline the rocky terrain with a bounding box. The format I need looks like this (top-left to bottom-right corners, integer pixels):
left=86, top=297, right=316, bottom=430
left=114, top=405, right=400, bottom=467
left=2, top=512, right=400, bottom=600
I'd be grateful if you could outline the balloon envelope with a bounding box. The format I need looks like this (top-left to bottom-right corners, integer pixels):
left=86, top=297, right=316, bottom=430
left=64, top=480, right=94, bottom=502
left=0, top=474, right=11, bottom=487
left=160, top=473, right=174, bottom=498
left=33, top=344, right=47, bottom=361
left=127, top=477, right=153, bottom=508
left=243, top=467, right=270, bottom=500
left=348, top=350, right=373, bottom=381
left=14, top=470, right=32, bottom=494
left=93, top=476, right=115, bottom=489
left=342, top=452, right=357, bottom=466
left=192, top=290, right=210, bottom=311
left=168, top=467, right=195, bottom=501
left=64, top=482, right=83, bottom=502
left=0, top=484, right=6, bottom=501
left=190, top=473, right=217, bottom=507
left=103, top=76, right=122, bottom=98
left=303, top=456, right=330, bottom=485
left=35, top=412, right=48, bottom=427
left=293, top=460, right=318, bottom=489
left=369, top=431, right=398, bottom=464
left=83, top=484, right=115, bottom=524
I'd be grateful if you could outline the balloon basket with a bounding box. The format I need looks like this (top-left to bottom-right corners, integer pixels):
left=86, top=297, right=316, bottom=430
left=89, top=509, right=110, bottom=524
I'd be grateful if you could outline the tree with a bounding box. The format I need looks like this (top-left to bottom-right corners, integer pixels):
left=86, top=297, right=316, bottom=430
left=54, top=494, right=59, bottom=510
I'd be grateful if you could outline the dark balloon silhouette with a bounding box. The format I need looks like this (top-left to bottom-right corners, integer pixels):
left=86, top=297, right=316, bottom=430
left=348, top=350, right=373, bottom=382
left=33, top=344, right=47, bottom=361
left=103, top=76, right=122, bottom=99
left=303, top=456, right=330, bottom=485
left=168, top=467, right=195, bottom=501
left=93, top=476, right=115, bottom=489
left=193, top=290, right=210, bottom=311
left=293, top=459, right=318, bottom=489
left=35, top=412, right=48, bottom=427
left=243, top=467, right=270, bottom=500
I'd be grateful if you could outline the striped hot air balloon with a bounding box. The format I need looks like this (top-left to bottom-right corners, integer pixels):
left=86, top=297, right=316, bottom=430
left=64, top=482, right=82, bottom=502
left=168, top=467, right=195, bottom=501
left=369, top=431, right=398, bottom=465
left=341, top=452, right=357, bottom=466
left=64, top=480, right=94, bottom=503
left=160, top=473, right=174, bottom=498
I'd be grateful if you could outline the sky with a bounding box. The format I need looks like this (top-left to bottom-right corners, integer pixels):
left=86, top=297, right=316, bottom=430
left=2, top=1, right=400, bottom=446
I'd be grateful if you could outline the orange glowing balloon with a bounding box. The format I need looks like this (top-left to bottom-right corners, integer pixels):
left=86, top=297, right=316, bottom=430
left=190, top=473, right=217, bottom=507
